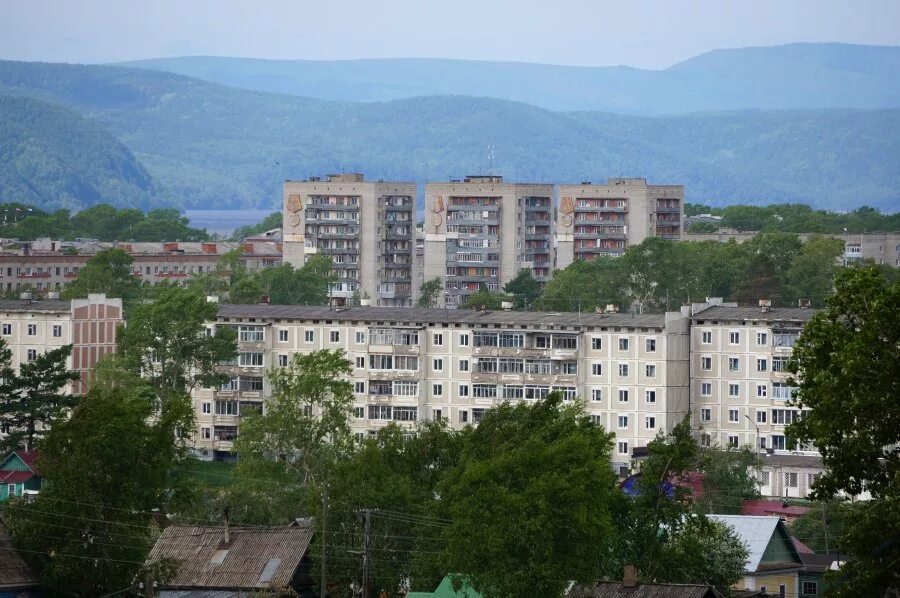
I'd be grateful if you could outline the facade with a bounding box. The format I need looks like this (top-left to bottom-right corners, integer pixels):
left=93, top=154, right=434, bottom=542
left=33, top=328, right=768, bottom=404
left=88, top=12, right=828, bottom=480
left=0, top=450, right=41, bottom=501
left=191, top=304, right=691, bottom=467
left=282, top=173, right=416, bottom=307
left=0, top=238, right=281, bottom=295
left=556, top=178, right=684, bottom=268
left=423, top=176, right=554, bottom=307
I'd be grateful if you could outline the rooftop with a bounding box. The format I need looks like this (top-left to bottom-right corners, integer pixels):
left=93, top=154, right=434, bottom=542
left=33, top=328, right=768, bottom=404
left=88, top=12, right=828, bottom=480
left=567, top=581, right=720, bottom=598
left=707, top=515, right=801, bottom=574
left=692, top=305, right=818, bottom=324
left=0, top=525, right=39, bottom=589
left=0, top=299, right=71, bottom=313
left=216, top=304, right=670, bottom=329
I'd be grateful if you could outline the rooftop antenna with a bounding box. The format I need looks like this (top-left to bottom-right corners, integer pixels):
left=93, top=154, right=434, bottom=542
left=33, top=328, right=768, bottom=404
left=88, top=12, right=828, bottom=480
left=488, top=144, right=495, bottom=175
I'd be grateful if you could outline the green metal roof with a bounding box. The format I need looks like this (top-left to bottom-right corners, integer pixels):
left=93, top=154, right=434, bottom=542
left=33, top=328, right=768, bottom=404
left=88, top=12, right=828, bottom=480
left=407, top=575, right=482, bottom=598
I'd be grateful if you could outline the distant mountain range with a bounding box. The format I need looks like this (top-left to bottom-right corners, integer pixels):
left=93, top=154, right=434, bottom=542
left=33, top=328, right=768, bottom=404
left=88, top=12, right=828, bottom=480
left=0, top=43, right=897, bottom=212
left=120, top=43, right=900, bottom=114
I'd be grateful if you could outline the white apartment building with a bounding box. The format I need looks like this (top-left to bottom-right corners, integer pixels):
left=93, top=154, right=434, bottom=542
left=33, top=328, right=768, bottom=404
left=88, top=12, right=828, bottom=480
left=191, top=304, right=691, bottom=467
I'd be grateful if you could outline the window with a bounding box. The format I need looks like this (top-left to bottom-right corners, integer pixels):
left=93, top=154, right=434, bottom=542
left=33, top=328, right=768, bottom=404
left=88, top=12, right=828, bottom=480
left=202, top=402, right=211, bottom=414
left=728, top=357, right=740, bottom=372
left=590, top=415, right=602, bottom=426
left=1, top=323, right=10, bottom=336
left=591, top=337, right=602, bottom=350
left=27, top=324, right=37, bottom=336
left=433, top=358, right=443, bottom=372
left=215, top=400, right=238, bottom=415
left=728, top=435, right=739, bottom=447
left=238, top=325, right=264, bottom=342
left=771, top=435, right=786, bottom=450
left=645, top=338, right=656, bottom=352
left=459, top=333, right=469, bottom=347
left=729, top=383, right=739, bottom=397
left=393, top=407, right=418, bottom=422
left=473, top=384, right=497, bottom=398
left=26, top=349, right=37, bottom=362
left=304, top=330, right=314, bottom=343
left=618, top=363, right=629, bottom=377
left=355, top=330, right=366, bottom=344
left=459, top=410, right=468, bottom=423
left=433, top=409, right=443, bottom=421
left=645, top=416, right=656, bottom=429
left=645, top=364, right=656, bottom=378
left=773, top=383, right=796, bottom=400
left=355, top=382, right=365, bottom=394
left=785, top=472, right=798, bottom=488
left=458, top=384, right=469, bottom=397
left=433, top=384, right=443, bottom=396
left=503, top=386, right=524, bottom=399
left=729, top=409, right=739, bottom=422
left=700, top=434, right=711, bottom=447
left=353, top=407, right=365, bottom=419
left=729, top=331, right=740, bottom=344
left=757, top=332, right=768, bottom=346
left=239, top=352, right=264, bottom=367
left=757, top=384, right=768, bottom=398
left=560, top=362, right=577, bottom=375
left=757, top=358, right=767, bottom=372
left=591, top=363, right=602, bottom=376
left=618, top=441, right=628, bottom=455
left=433, top=333, right=443, bottom=347
left=277, top=354, right=288, bottom=367
left=645, top=390, right=656, bottom=404
left=701, top=331, right=712, bottom=344
left=618, top=389, right=629, bottom=403
left=278, top=329, right=289, bottom=342
left=758, top=470, right=770, bottom=485
left=52, top=325, right=62, bottom=338
left=756, top=410, right=767, bottom=423
left=700, top=382, right=712, bottom=396
left=772, top=357, right=788, bottom=372
left=393, top=381, right=418, bottom=396
left=802, top=581, right=818, bottom=596
left=618, top=337, right=629, bottom=351
left=356, top=356, right=365, bottom=368
left=591, top=389, right=602, bottom=402
left=459, top=359, right=469, bottom=372
left=369, top=405, right=393, bottom=420
left=701, top=356, right=712, bottom=370
left=201, top=428, right=210, bottom=440
left=330, top=330, right=340, bottom=343
left=700, top=408, right=711, bottom=422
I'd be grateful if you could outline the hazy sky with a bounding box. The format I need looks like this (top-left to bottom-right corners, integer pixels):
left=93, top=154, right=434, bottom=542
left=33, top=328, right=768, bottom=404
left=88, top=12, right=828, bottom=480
left=2, top=0, right=899, bottom=68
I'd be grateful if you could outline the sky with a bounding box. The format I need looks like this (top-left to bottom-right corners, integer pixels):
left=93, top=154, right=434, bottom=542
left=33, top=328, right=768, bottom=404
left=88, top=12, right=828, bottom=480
left=2, top=0, right=899, bottom=69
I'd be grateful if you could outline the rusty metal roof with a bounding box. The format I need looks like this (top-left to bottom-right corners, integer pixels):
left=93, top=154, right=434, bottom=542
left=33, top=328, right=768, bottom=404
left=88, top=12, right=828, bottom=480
left=567, top=581, right=720, bottom=598
left=146, top=524, right=313, bottom=591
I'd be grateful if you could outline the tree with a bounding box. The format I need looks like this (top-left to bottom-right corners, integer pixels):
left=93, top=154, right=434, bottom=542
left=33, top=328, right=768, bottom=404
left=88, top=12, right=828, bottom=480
left=416, top=278, right=442, bottom=308
left=232, top=211, right=282, bottom=240
left=0, top=343, right=79, bottom=453
left=5, top=357, right=192, bottom=596
left=441, top=393, right=617, bottom=596
left=783, top=235, right=844, bottom=307
left=695, top=446, right=760, bottom=514
left=789, top=500, right=853, bottom=553
left=503, top=269, right=541, bottom=309
left=60, top=248, right=143, bottom=309
left=457, top=287, right=508, bottom=310
left=117, top=286, right=236, bottom=405
left=787, top=266, right=900, bottom=596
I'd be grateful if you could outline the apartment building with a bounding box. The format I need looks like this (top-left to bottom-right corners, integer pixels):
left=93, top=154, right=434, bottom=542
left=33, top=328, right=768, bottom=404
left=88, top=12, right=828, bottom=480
left=0, top=239, right=281, bottom=294
left=282, top=174, right=416, bottom=307
left=689, top=300, right=816, bottom=454
left=556, top=178, right=684, bottom=267
left=0, top=293, right=121, bottom=400
left=191, top=304, right=691, bottom=467
left=422, top=176, right=554, bottom=307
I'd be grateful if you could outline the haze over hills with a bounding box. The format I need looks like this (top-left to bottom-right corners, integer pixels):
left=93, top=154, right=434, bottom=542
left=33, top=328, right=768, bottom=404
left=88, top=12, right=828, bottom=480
left=0, top=94, right=162, bottom=210
left=119, top=43, right=900, bottom=114
left=0, top=57, right=897, bottom=212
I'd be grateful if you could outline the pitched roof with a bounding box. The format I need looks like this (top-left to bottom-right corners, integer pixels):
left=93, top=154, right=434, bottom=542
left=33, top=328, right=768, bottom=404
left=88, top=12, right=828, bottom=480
left=0, top=525, right=40, bottom=589
left=146, top=524, right=313, bottom=591
left=407, top=575, right=482, bottom=598
left=0, top=471, right=34, bottom=484
left=567, top=581, right=720, bottom=598
left=0, top=299, right=71, bottom=314
left=691, top=305, right=817, bottom=324
left=0, top=450, right=40, bottom=478
left=741, top=500, right=809, bottom=518
left=708, top=515, right=801, bottom=573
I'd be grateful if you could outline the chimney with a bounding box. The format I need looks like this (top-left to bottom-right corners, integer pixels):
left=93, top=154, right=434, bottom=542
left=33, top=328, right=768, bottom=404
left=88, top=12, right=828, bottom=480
left=759, top=299, right=772, bottom=313
left=259, top=295, right=270, bottom=304
left=623, top=565, right=637, bottom=588
left=798, top=298, right=811, bottom=308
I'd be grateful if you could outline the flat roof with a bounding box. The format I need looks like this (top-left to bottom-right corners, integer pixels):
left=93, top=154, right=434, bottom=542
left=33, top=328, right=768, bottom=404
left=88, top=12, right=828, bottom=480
left=0, top=299, right=70, bottom=313
left=691, top=305, right=818, bottom=324
left=216, top=304, right=668, bottom=329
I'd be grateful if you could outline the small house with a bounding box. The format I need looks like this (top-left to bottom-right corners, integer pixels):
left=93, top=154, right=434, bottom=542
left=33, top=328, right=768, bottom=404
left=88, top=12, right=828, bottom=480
left=407, top=575, right=482, bottom=598
left=0, top=451, right=42, bottom=501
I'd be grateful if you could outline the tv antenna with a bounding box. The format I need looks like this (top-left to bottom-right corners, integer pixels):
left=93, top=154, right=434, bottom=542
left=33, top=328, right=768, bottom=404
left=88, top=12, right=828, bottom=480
left=488, top=144, right=495, bottom=174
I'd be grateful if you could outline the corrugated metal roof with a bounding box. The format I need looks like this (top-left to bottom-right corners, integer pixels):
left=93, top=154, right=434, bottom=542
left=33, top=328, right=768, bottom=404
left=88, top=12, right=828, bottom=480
left=146, top=524, right=313, bottom=591
left=707, top=515, right=783, bottom=573
left=216, top=304, right=668, bottom=329
left=566, top=581, right=719, bottom=598
left=0, top=526, right=39, bottom=589
left=691, top=305, right=817, bottom=323
left=0, top=299, right=70, bottom=313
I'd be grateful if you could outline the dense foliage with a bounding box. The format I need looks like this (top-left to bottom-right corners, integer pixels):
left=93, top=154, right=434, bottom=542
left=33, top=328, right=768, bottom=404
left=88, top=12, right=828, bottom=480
left=0, top=202, right=209, bottom=241
left=231, top=211, right=281, bottom=240
left=686, top=203, right=900, bottom=233
left=787, top=266, right=900, bottom=596
left=1, top=61, right=898, bottom=210
left=0, top=95, right=162, bottom=211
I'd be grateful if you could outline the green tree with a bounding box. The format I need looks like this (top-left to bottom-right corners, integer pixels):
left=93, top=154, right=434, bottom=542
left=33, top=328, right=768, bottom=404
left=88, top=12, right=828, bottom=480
left=789, top=500, right=853, bottom=553
left=441, top=393, right=617, bottom=597
left=695, top=446, right=760, bottom=515
left=232, top=211, right=282, bottom=240
left=0, top=344, right=79, bottom=453
left=458, top=287, right=508, bottom=310
left=60, top=248, right=143, bottom=309
left=787, top=266, right=900, bottom=596
left=5, top=358, right=192, bottom=596
left=416, top=278, right=443, bottom=308
left=783, top=235, right=844, bottom=307
left=503, top=269, right=541, bottom=309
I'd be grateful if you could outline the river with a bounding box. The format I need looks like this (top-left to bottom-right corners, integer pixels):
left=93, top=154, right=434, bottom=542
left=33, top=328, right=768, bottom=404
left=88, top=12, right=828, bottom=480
left=184, top=209, right=275, bottom=236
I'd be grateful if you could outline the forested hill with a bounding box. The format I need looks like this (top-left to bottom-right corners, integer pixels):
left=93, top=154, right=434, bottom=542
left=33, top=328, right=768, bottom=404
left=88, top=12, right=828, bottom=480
left=120, top=43, right=900, bottom=113
left=0, top=94, right=163, bottom=210
left=0, top=60, right=898, bottom=211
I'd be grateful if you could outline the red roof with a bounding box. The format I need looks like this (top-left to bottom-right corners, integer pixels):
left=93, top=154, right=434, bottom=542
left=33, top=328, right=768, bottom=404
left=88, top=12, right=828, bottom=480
left=0, top=470, right=34, bottom=484
left=741, top=499, right=809, bottom=518
left=13, top=450, right=39, bottom=474
left=792, top=537, right=815, bottom=555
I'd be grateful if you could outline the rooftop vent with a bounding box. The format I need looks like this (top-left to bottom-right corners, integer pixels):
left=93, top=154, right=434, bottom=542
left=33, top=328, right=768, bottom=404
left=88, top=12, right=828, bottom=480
left=759, top=299, right=772, bottom=313
left=798, top=298, right=811, bottom=308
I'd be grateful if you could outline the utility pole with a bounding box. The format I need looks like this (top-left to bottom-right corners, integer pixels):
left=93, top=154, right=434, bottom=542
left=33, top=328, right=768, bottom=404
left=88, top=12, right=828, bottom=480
left=321, top=488, right=328, bottom=597
left=822, top=501, right=830, bottom=553
left=144, top=569, right=155, bottom=598
left=361, top=509, right=372, bottom=598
